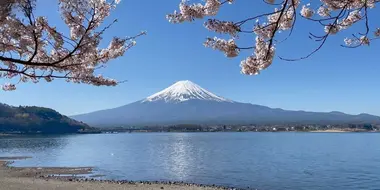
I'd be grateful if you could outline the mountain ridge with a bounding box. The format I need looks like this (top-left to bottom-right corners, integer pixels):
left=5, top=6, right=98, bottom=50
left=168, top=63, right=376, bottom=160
left=0, top=103, right=92, bottom=134
left=71, top=80, right=380, bottom=127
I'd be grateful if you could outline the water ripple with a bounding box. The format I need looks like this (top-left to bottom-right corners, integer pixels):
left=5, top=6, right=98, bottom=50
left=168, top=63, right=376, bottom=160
left=1, top=132, right=380, bottom=190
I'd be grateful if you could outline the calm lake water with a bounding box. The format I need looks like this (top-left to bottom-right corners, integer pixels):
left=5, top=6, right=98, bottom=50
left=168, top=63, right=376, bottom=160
left=1, top=132, right=380, bottom=190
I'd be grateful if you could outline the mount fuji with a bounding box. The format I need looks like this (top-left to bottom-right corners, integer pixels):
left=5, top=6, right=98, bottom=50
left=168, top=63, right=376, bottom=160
left=143, top=80, right=232, bottom=103
left=72, top=80, right=380, bottom=127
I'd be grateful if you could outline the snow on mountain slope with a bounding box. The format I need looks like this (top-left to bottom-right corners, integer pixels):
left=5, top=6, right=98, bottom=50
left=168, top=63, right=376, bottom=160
left=71, top=80, right=380, bottom=127
left=142, top=80, right=233, bottom=103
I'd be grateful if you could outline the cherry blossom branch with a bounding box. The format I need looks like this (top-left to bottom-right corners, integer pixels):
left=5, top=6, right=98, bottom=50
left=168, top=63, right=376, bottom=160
left=0, top=0, right=145, bottom=91
left=167, top=0, right=380, bottom=76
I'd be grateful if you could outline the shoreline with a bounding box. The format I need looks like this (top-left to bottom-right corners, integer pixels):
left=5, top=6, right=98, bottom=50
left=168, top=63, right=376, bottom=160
left=0, top=157, right=241, bottom=190
left=1, top=129, right=379, bottom=135
left=309, top=130, right=351, bottom=133
left=309, top=129, right=377, bottom=133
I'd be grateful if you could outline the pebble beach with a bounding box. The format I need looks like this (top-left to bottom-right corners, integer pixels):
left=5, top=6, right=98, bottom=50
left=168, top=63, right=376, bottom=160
left=0, top=157, right=242, bottom=190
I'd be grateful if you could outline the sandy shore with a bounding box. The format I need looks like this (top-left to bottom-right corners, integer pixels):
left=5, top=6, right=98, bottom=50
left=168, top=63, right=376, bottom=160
left=0, top=157, right=233, bottom=190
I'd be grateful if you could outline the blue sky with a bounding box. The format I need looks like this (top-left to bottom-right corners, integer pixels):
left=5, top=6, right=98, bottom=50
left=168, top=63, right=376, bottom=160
left=1, top=0, right=380, bottom=116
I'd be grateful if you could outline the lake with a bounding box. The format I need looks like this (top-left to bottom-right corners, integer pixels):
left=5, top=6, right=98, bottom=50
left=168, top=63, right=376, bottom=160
left=1, top=132, right=380, bottom=190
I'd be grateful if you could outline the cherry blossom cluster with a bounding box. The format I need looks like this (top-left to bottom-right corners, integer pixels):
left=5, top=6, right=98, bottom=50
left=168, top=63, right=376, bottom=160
left=0, top=0, right=145, bottom=91
left=302, top=1, right=379, bottom=47
left=204, top=37, right=239, bottom=57
left=167, top=0, right=220, bottom=23
left=240, top=37, right=275, bottom=75
left=204, top=19, right=240, bottom=37
left=168, top=0, right=380, bottom=75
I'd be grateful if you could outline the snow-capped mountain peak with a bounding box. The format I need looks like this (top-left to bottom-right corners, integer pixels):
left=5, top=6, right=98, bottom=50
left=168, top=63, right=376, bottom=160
left=142, top=80, right=233, bottom=103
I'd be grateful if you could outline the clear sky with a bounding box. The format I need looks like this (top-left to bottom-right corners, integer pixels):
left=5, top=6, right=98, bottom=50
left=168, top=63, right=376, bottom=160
left=1, top=0, right=380, bottom=116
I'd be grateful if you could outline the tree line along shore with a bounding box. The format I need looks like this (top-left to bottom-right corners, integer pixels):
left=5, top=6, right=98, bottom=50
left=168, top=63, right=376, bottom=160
left=2, top=123, right=380, bottom=135
left=95, top=123, right=380, bottom=133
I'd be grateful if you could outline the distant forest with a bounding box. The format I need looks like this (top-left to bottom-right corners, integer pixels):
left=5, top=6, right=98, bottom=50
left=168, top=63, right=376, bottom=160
left=0, top=103, right=90, bottom=134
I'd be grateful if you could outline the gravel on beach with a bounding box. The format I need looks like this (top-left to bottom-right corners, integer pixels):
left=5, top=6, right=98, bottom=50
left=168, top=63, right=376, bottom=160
left=0, top=158, right=241, bottom=190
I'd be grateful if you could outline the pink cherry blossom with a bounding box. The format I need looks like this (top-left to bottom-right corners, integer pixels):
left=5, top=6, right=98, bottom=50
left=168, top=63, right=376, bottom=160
left=168, top=0, right=380, bottom=75
left=301, top=5, right=314, bottom=18
left=0, top=0, right=145, bottom=91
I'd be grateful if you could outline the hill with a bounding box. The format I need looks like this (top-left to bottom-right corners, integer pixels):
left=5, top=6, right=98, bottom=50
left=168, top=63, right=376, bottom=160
left=0, top=103, right=91, bottom=134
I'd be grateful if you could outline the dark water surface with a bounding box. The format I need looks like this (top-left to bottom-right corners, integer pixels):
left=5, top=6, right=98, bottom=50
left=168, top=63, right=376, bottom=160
left=1, top=132, right=380, bottom=190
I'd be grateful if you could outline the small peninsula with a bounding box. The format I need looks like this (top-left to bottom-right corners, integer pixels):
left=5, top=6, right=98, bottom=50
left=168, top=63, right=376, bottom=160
left=0, top=103, right=94, bottom=134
